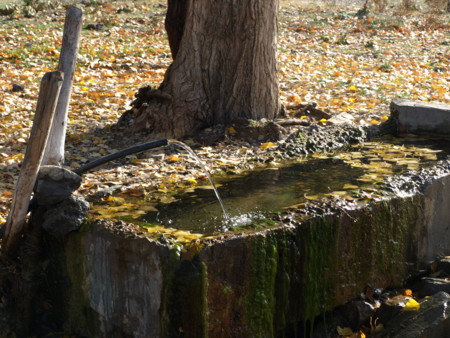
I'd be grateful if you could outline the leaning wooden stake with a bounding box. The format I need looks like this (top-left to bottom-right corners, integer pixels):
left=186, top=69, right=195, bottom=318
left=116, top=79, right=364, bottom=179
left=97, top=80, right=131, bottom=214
left=3, top=71, right=64, bottom=254
left=43, top=6, right=83, bottom=165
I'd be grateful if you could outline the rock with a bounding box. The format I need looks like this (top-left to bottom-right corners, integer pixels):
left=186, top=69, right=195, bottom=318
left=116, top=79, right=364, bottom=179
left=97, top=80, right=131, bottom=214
left=281, top=124, right=366, bottom=156
left=374, top=295, right=405, bottom=326
left=34, top=165, right=82, bottom=206
left=390, top=99, right=450, bottom=135
left=328, top=112, right=354, bottom=125
left=435, top=257, right=450, bottom=277
left=12, top=83, right=25, bottom=92
left=42, top=195, right=89, bottom=236
left=86, top=23, right=104, bottom=31
left=336, top=300, right=375, bottom=331
left=227, top=118, right=287, bottom=143
left=0, top=5, right=16, bottom=16
left=372, top=292, right=450, bottom=337
left=416, top=277, right=450, bottom=298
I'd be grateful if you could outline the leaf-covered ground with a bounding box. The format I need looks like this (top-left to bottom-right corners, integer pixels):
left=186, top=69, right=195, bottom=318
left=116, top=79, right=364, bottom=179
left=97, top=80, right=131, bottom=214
left=0, top=0, right=449, bottom=224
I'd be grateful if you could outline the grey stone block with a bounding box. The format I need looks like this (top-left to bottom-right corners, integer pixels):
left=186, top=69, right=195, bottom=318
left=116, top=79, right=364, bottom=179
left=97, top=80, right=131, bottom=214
left=390, top=99, right=450, bottom=135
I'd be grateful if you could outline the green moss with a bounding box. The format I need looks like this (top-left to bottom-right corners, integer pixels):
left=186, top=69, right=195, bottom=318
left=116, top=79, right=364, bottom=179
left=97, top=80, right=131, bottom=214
left=273, top=230, right=301, bottom=334
left=300, top=215, right=338, bottom=334
left=163, top=252, right=209, bottom=337
left=63, top=231, right=101, bottom=336
left=245, top=233, right=278, bottom=337
left=159, top=245, right=181, bottom=337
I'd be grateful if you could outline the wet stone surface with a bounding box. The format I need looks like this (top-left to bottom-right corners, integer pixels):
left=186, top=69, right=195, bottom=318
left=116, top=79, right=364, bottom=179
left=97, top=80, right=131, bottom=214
left=280, top=124, right=367, bottom=156
left=313, top=256, right=450, bottom=337
left=373, top=292, right=450, bottom=338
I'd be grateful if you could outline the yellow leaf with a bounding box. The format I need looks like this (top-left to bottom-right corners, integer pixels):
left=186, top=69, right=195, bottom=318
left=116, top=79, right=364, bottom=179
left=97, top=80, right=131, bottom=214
left=167, top=155, right=181, bottom=162
left=106, top=196, right=125, bottom=204
left=81, top=87, right=89, bottom=91
left=260, top=142, right=276, bottom=149
left=228, top=126, right=237, bottom=135
left=381, top=115, right=389, bottom=122
left=370, top=119, right=380, bottom=125
left=187, top=178, right=197, bottom=184
left=146, top=226, right=165, bottom=234
left=348, top=85, right=357, bottom=91
left=2, top=190, right=13, bottom=197
left=301, top=115, right=307, bottom=119
left=319, top=118, right=328, bottom=124
left=403, top=298, right=420, bottom=311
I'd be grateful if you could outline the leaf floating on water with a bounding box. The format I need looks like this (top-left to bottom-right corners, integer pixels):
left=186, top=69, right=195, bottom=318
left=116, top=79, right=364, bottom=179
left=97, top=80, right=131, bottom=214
left=146, top=225, right=166, bottom=234
left=342, top=184, right=359, bottom=190
left=311, top=153, right=330, bottom=159
left=107, top=195, right=125, bottom=204
left=304, top=193, right=320, bottom=200
left=260, top=142, right=276, bottom=150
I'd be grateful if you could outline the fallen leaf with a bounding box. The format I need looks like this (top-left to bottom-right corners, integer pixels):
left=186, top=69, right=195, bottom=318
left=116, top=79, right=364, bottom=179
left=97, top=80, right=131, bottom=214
left=260, top=142, right=276, bottom=150
left=403, top=298, right=420, bottom=311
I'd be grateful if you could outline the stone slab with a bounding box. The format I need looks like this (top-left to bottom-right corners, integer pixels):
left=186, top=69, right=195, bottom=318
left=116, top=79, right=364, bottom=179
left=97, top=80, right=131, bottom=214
left=44, top=161, right=450, bottom=337
left=390, top=99, right=450, bottom=135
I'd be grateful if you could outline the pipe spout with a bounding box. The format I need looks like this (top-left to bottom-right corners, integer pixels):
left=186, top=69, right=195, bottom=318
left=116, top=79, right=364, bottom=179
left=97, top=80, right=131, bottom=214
left=74, top=138, right=169, bottom=175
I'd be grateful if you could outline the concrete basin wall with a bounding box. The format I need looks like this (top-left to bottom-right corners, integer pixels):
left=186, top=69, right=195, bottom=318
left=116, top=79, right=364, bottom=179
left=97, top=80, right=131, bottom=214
left=49, top=173, right=450, bottom=337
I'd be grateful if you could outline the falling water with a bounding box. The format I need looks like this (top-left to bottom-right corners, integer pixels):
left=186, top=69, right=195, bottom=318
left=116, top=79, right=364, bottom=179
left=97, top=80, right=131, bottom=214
left=168, top=140, right=230, bottom=219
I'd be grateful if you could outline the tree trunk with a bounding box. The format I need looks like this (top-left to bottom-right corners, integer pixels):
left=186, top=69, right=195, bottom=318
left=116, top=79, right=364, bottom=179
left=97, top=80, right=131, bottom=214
left=128, top=0, right=279, bottom=139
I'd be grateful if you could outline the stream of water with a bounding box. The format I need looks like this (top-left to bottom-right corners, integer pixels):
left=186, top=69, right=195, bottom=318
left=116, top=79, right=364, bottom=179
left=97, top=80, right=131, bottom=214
left=169, top=140, right=230, bottom=220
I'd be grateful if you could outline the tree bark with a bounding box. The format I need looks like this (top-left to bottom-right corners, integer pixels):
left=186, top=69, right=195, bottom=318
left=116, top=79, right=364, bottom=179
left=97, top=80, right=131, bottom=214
left=128, top=0, right=279, bottom=139
left=42, top=7, right=83, bottom=165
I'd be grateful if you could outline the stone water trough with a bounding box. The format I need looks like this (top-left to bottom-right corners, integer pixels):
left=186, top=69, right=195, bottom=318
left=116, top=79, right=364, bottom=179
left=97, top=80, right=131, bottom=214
left=44, top=100, right=450, bottom=337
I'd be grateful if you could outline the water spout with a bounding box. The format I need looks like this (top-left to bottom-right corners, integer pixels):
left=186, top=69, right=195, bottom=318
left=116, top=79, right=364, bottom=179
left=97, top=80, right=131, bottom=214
left=169, top=140, right=230, bottom=220
left=74, top=139, right=169, bottom=175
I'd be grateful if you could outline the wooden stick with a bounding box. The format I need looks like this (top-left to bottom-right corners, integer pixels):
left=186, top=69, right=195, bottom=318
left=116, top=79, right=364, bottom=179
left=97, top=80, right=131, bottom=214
left=3, top=71, right=64, bottom=254
left=43, top=6, right=83, bottom=165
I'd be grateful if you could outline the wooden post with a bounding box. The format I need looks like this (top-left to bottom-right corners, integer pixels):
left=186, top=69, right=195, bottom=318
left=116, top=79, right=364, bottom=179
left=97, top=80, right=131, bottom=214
left=3, top=71, right=64, bottom=254
left=42, top=6, right=83, bottom=165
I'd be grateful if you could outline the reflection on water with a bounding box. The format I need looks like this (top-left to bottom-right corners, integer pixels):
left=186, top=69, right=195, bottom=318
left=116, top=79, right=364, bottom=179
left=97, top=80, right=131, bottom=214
left=90, top=136, right=450, bottom=234
left=145, top=159, right=364, bottom=233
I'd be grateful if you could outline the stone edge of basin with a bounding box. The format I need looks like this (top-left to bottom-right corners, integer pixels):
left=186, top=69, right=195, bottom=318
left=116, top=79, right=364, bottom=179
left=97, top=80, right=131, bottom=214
left=390, top=99, right=450, bottom=135
left=90, top=158, right=450, bottom=265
